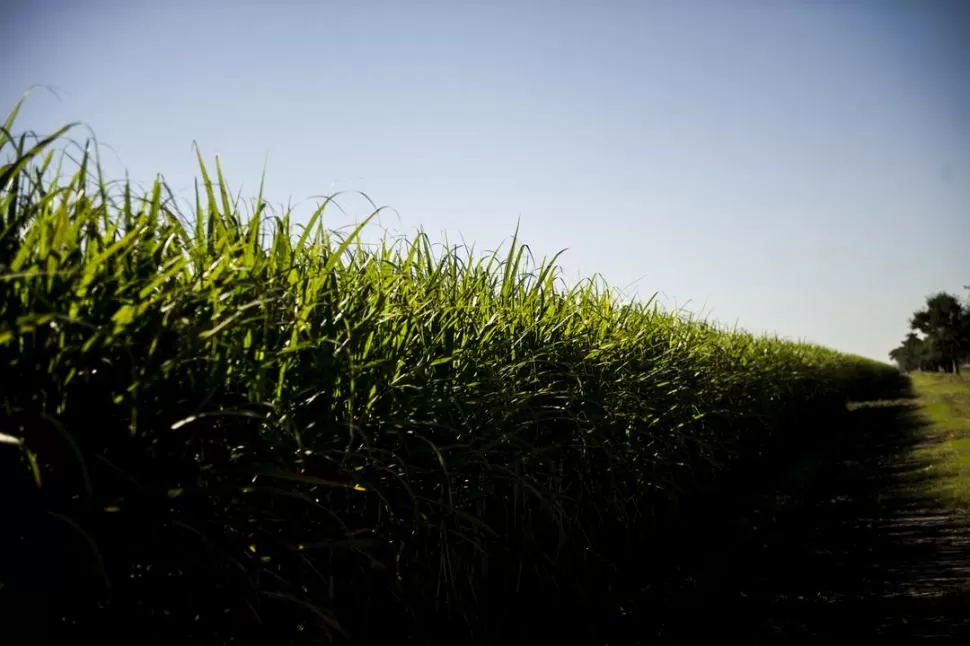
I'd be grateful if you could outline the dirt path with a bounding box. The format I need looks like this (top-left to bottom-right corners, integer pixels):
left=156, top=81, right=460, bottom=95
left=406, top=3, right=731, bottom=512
left=608, top=396, right=970, bottom=643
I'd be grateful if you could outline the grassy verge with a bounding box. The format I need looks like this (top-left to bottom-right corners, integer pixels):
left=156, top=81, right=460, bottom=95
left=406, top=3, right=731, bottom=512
left=0, top=95, right=908, bottom=644
left=910, top=373, right=970, bottom=514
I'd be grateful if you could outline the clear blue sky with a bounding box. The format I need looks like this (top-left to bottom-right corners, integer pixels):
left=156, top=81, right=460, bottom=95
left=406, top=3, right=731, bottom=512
left=5, top=0, right=969, bottom=362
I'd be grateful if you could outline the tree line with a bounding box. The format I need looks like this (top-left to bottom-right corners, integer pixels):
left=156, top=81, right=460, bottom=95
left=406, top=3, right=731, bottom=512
left=889, top=288, right=970, bottom=374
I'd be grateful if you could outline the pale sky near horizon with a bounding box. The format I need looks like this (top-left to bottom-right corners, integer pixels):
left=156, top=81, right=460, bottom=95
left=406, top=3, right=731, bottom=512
left=4, top=0, right=969, bottom=362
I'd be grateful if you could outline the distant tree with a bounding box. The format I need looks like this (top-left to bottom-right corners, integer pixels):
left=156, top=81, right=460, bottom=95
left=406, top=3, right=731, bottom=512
left=889, top=332, right=924, bottom=372
left=918, top=333, right=947, bottom=372
left=963, top=290, right=970, bottom=368
left=909, top=292, right=970, bottom=374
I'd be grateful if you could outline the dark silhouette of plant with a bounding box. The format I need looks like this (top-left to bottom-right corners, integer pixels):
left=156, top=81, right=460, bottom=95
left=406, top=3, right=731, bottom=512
left=889, top=332, right=924, bottom=372
left=909, top=292, right=970, bottom=374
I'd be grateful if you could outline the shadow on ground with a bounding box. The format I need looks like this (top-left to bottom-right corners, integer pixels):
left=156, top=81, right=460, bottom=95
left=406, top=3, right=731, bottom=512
left=609, top=398, right=970, bottom=643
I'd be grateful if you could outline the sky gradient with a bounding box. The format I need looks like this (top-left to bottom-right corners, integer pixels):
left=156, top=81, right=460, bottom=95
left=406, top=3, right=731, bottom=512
left=4, top=0, right=969, bottom=361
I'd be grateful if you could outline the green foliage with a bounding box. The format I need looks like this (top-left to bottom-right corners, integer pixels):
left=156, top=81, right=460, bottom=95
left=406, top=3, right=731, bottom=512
left=893, top=291, right=970, bottom=374
left=890, top=332, right=924, bottom=372
left=0, top=100, right=904, bottom=644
